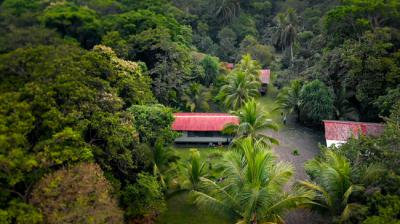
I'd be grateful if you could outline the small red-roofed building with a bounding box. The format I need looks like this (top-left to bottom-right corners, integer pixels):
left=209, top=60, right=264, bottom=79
left=323, top=120, right=385, bottom=147
left=172, top=113, right=239, bottom=144
left=225, top=63, right=234, bottom=70
left=259, top=69, right=270, bottom=94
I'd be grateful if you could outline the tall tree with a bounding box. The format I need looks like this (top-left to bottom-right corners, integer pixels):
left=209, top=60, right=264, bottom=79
left=273, top=8, right=299, bottom=64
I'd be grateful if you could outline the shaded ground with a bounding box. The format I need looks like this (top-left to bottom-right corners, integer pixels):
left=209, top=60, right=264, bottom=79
left=258, top=89, right=324, bottom=181
left=267, top=117, right=324, bottom=181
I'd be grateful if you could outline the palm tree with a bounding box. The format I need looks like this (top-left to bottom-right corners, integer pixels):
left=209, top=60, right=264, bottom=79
left=192, top=137, right=315, bottom=224
left=275, top=80, right=302, bottom=121
left=182, top=83, right=211, bottom=112
left=225, top=99, right=279, bottom=147
left=273, top=9, right=298, bottom=64
left=182, top=149, right=206, bottom=190
left=299, top=150, right=382, bottom=223
left=151, top=142, right=177, bottom=189
left=214, top=0, right=241, bottom=24
left=234, top=54, right=261, bottom=81
left=216, top=71, right=260, bottom=110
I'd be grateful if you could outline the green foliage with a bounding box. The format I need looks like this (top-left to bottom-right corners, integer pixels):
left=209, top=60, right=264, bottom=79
left=233, top=54, right=262, bottom=79
left=217, top=27, right=237, bottom=61
left=182, top=149, right=206, bottom=190
left=127, top=104, right=176, bottom=146
left=300, top=149, right=369, bottom=222
left=41, top=3, right=102, bottom=48
left=216, top=71, right=260, bottom=110
left=225, top=99, right=279, bottom=147
left=299, top=80, right=334, bottom=124
left=150, top=142, right=178, bottom=189
left=273, top=8, right=299, bottom=63
left=275, top=79, right=303, bottom=120
left=200, top=55, right=220, bottom=86
left=324, top=0, right=400, bottom=43
left=31, top=163, right=123, bottom=223
left=343, top=29, right=400, bottom=120
left=1, top=0, right=42, bottom=16
left=0, top=44, right=156, bottom=217
left=0, top=27, right=68, bottom=53
left=121, top=172, right=166, bottom=219
left=0, top=200, right=43, bottom=224
left=193, top=137, right=314, bottom=223
left=104, top=9, right=191, bottom=47
left=238, top=35, right=274, bottom=68
left=374, top=87, right=400, bottom=117
left=181, top=83, right=211, bottom=112
left=93, top=45, right=155, bottom=107
left=363, top=193, right=400, bottom=224
left=333, top=85, right=359, bottom=121
left=229, top=13, right=257, bottom=41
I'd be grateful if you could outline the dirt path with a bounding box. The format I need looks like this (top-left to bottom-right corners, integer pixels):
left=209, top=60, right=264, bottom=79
left=266, top=116, right=325, bottom=181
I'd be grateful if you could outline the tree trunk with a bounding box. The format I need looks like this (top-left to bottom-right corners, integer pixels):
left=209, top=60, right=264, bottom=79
left=290, top=43, right=294, bottom=66
left=296, top=107, right=301, bottom=123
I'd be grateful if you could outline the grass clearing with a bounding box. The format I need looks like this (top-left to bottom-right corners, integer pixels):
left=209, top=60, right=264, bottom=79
left=258, top=87, right=284, bottom=129
left=156, top=146, right=231, bottom=224
left=156, top=191, right=232, bottom=224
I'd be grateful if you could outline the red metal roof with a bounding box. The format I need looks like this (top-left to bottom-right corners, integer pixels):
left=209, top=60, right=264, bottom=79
left=323, top=120, right=384, bottom=141
left=172, top=113, right=239, bottom=131
left=260, top=69, right=270, bottom=84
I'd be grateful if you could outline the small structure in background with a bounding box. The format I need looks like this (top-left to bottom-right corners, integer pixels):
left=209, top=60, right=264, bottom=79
left=172, top=113, right=239, bottom=144
left=323, top=120, right=385, bottom=147
left=225, top=63, right=234, bottom=70
left=259, top=69, right=270, bottom=95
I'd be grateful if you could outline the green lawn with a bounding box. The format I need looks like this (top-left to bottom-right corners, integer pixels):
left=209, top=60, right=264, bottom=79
left=258, top=87, right=283, bottom=129
left=156, top=191, right=232, bottom=224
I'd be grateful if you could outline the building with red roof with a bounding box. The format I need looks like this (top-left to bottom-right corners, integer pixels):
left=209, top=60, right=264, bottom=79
left=225, top=63, right=234, bottom=70
left=172, top=113, right=239, bottom=144
left=259, top=69, right=270, bottom=94
left=323, top=120, right=385, bottom=147
left=259, top=69, right=270, bottom=84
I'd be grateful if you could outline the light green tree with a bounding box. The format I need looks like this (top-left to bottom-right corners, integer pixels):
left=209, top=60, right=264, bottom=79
left=216, top=71, right=260, bottom=110
left=225, top=99, right=279, bottom=147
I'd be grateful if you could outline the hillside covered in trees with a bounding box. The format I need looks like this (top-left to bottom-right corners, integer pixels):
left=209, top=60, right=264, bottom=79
left=0, top=0, right=399, bottom=223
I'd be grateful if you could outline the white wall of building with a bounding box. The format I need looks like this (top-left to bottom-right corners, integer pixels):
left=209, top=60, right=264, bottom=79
left=326, top=139, right=347, bottom=148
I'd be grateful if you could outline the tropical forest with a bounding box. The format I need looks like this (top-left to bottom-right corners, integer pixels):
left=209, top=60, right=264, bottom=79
left=0, top=0, right=399, bottom=223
